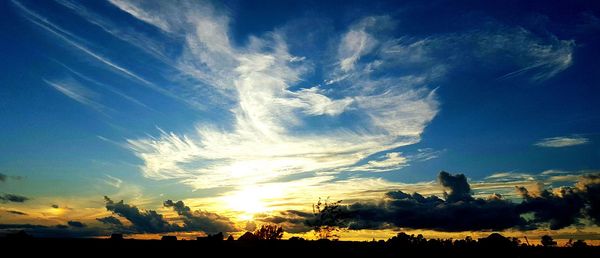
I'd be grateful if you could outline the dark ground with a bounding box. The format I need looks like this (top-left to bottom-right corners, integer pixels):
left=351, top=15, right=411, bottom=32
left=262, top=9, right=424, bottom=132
left=1, top=238, right=599, bottom=258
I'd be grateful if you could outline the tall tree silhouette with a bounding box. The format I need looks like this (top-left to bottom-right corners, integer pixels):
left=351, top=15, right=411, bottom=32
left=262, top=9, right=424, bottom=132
left=309, top=198, right=345, bottom=240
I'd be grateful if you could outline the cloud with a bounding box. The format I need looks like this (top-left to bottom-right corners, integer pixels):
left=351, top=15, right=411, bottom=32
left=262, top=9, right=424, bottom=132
left=45, top=77, right=108, bottom=113
left=0, top=194, right=29, bottom=203
left=338, top=172, right=526, bottom=232
left=67, top=221, right=86, bottom=228
left=104, top=196, right=178, bottom=233
left=260, top=172, right=600, bottom=232
left=103, top=196, right=236, bottom=234
left=51, top=204, right=60, bottom=209
left=438, top=171, right=473, bottom=202
left=96, top=216, right=123, bottom=226
left=338, top=18, right=378, bottom=72
left=535, top=136, right=589, bottom=148
left=116, top=4, right=439, bottom=192
left=11, top=0, right=193, bottom=109
left=516, top=173, right=600, bottom=229
left=64, top=0, right=577, bottom=217
left=164, top=200, right=237, bottom=233
left=5, top=210, right=27, bottom=216
left=0, top=172, right=23, bottom=182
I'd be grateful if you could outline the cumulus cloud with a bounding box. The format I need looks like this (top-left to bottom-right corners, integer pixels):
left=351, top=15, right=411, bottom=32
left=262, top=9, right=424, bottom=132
left=104, top=196, right=178, bottom=233
left=103, top=196, right=237, bottom=234
left=164, top=200, right=237, bottom=233
left=516, top=173, right=600, bottom=229
left=534, top=136, right=589, bottom=148
left=260, top=172, right=600, bottom=232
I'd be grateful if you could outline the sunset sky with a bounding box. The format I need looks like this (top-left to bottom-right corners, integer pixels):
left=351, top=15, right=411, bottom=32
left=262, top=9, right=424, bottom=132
left=1, top=0, right=599, bottom=242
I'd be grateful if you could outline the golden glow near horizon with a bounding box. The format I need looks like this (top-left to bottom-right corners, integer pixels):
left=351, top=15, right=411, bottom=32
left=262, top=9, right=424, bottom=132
left=221, top=185, right=283, bottom=220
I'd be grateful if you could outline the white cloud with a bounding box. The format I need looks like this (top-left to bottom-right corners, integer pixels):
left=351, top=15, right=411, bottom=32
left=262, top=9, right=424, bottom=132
left=109, top=2, right=438, bottom=191
left=288, top=87, right=354, bottom=116
left=339, top=29, right=376, bottom=72
left=95, top=1, right=576, bottom=214
left=535, top=136, right=589, bottom=148
left=108, top=0, right=172, bottom=32
left=45, top=78, right=107, bottom=113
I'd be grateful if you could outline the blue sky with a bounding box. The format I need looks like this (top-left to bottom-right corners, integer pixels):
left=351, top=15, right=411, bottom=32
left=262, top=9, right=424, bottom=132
left=0, top=0, right=599, bottom=239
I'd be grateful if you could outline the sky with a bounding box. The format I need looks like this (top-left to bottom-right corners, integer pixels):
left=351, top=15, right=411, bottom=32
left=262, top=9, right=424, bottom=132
left=0, top=0, right=599, bottom=242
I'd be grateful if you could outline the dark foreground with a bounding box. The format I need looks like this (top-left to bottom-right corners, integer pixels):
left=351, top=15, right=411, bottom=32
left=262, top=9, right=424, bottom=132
left=1, top=238, right=599, bottom=258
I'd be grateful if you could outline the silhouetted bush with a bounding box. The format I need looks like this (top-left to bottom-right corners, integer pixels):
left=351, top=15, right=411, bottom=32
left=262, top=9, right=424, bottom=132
left=541, top=235, right=557, bottom=247
left=254, top=224, right=283, bottom=240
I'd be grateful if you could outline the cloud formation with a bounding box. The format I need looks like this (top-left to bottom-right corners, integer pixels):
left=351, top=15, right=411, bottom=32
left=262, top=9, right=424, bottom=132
left=96, top=216, right=123, bottom=226
left=104, top=196, right=178, bottom=233
left=103, top=196, right=237, bottom=234
left=115, top=1, right=439, bottom=191
left=164, top=200, right=237, bottom=233
left=45, top=77, right=108, bottom=114
left=0, top=194, right=29, bottom=203
left=260, top=172, right=600, bottom=232
left=5, top=210, right=27, bottom=216
left=535, top=136, right=589, bottom=148
left=67, top=221, right=86, bottom=228
left=516, top=173, right=600, bottom=229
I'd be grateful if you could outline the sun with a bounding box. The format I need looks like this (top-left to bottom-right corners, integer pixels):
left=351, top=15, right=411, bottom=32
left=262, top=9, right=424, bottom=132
left=222, top=185, right=283, bottom=220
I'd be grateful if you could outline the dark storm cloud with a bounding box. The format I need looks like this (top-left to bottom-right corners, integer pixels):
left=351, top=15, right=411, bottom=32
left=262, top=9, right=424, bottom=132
left=438, top=171, right=473, bottom=202
left=515, top=173, right=600, bottom=229
left=578, top=174, right=600, bottom=224
left=96, top=216, right=123, bottom=226
left=67, top=221, right=86, bottom=228
left=256, top=210, right=313, bottom=233
left=103, top=197, right=237, bottom=234
left=0, top=193, right=29, bottom=203
left=163, top=200, right=237, bottom=233
left=261, top=172, right=600, bottom=232
left=342, top=188, right=525, bottom=231
left=104, top=196, right=179, bottom=233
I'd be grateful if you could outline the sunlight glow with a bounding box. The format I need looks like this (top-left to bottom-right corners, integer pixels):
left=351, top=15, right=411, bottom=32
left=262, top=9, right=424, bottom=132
left=222, top=185, right=283, bottom=220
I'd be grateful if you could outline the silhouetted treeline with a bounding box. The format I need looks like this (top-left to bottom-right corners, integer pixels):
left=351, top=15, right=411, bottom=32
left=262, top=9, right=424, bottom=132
left=2, top=230, right=598, bottom=258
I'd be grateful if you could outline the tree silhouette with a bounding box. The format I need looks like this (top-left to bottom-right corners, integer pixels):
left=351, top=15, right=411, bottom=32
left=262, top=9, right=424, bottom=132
left=541, top=235, right=557, bottom=247
left=254, top=224, right=284, bottom=240
left=309, top=197, right=345, bottom=240
left=566, top=239, right=588, bottom=248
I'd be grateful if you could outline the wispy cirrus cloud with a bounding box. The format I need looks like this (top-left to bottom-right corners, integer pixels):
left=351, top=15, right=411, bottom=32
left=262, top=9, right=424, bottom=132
left=22, top=0, right=578, bottom=222
left=535, top=135, right=589, bottom=148
left=114, top=1, right=439, bottom=192
left=45, top=77, right=108, bottom=113
left=11, top=0, right=198, bottom=110
left=106, top=0, right=577, bottom=202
